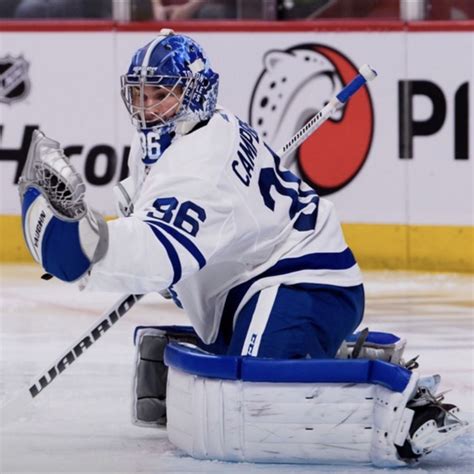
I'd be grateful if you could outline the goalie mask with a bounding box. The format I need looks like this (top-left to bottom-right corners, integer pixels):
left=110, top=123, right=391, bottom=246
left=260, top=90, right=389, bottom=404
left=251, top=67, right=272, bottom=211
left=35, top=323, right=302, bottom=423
left=121, top=29, right=219, bottom=164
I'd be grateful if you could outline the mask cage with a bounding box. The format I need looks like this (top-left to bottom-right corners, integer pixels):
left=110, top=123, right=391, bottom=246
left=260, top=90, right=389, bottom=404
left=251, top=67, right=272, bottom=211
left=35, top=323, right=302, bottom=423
left=120, top=74, right=196, bottom=130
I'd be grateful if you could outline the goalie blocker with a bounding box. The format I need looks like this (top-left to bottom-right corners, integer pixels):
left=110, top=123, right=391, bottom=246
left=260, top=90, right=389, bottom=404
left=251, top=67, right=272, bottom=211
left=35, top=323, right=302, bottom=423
left=133, top=327, right=469, bottom=467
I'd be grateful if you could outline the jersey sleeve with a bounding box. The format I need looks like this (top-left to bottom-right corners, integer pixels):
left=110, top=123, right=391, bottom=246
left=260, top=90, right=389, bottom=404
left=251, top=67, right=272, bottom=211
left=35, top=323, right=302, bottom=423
left=86, top=112, right=239, bottom=294
left=86, top=172, right=236, bottom=294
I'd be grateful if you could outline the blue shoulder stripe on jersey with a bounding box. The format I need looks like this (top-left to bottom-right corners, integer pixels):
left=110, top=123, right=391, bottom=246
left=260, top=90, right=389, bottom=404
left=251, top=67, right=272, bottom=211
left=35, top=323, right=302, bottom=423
left=145, top=222, right=182, bottom=284
left=164, top=342, right=412, bottom=392
left=222, top=247, right=357, bottom=323
left=149, top=220, right=206, bottom=269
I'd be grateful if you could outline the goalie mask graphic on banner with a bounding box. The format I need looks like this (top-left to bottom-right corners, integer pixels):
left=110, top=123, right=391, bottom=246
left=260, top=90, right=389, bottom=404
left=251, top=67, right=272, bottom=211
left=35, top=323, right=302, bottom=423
left=249, top=44, right=374, bottom=195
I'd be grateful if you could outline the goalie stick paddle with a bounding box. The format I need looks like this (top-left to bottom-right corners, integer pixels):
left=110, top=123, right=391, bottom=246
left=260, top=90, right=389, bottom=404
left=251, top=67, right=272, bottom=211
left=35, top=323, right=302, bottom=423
left=277, top=63, right=377, bottom=159
left=0, top=293, right=143, bottom=426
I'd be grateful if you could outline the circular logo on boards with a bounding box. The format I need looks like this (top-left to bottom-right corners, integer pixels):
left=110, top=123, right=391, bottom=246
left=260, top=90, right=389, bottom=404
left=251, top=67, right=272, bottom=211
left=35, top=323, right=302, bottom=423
left=0, top=55, right=31, bottom=105
left=249, top=44, right=374, bottom=195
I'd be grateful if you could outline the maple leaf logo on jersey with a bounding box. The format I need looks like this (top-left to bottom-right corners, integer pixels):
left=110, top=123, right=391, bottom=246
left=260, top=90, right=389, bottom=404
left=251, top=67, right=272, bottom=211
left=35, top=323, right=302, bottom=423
left=249, top=44, right=374, bottom=195
left=0, top=55, right=31, bottom=105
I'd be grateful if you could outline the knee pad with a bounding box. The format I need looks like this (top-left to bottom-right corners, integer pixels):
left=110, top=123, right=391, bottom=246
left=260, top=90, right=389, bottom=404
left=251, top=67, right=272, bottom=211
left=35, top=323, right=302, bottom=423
left=337, top=330, right=407, bottom=364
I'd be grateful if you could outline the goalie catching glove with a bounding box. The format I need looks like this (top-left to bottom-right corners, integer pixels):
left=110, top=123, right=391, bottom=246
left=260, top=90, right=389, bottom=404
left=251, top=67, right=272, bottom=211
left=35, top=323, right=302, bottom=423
left=19, top=130, right=108, bottom=282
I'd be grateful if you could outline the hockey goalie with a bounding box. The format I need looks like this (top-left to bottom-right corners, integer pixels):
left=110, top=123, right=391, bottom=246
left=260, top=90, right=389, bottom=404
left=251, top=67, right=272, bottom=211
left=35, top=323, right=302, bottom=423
left=18, top=29, right=469, bottom=467
left=132, top=327, right=470, bottom=467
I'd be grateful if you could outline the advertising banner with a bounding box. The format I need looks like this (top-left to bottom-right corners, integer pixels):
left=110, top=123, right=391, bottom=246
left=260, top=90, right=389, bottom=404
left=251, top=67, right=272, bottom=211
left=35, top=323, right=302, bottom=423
left=1, top=24, right=472, bottom=270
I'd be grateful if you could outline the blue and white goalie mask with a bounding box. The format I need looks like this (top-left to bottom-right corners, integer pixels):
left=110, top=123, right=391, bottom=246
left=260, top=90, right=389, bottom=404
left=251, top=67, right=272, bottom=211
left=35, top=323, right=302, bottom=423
left=121, top=29, right=219, bottom=164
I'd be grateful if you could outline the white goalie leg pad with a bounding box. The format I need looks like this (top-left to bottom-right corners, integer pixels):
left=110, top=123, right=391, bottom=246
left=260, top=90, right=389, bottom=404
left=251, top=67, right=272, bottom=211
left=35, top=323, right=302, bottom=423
left=168, top=369, right=374, bottom=464
left=166, top=364, right=420, bottom=466
left=397, top=375, right=470, bottom=459
left=370, top=373, right=419, bottom=466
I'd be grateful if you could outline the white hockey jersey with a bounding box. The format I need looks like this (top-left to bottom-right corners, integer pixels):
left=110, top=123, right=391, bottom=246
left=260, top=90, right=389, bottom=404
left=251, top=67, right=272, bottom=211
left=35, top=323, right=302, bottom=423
left=87, top=108, right=362, bottom=344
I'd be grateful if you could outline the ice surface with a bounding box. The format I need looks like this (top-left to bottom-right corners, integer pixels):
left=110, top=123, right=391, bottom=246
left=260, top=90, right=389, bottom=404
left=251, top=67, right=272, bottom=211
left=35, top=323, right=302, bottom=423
left=1, top=264, right=473, bottom=473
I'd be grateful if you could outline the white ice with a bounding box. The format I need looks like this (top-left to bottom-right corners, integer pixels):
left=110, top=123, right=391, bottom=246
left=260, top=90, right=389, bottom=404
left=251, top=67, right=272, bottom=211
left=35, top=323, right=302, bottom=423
left=1, top=264, right=473, bottom=473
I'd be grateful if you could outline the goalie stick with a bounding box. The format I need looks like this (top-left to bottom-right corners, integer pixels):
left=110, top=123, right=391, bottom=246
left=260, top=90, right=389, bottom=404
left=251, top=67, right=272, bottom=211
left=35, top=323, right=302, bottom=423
left=1, top=293, right=143, bottom=426
left=277, top=64, right=377, bottom=159
left=1, top=63, right=377, bottom=426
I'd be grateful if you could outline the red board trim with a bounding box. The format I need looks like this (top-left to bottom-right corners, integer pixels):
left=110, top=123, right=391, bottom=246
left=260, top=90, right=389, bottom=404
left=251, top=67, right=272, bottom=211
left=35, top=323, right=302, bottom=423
left=1, top=20, right=473, bottom=33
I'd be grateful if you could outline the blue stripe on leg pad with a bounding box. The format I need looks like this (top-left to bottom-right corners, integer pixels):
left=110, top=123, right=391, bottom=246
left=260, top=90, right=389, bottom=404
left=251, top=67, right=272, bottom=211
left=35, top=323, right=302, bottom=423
left=164, top=342, right=412, bottom=392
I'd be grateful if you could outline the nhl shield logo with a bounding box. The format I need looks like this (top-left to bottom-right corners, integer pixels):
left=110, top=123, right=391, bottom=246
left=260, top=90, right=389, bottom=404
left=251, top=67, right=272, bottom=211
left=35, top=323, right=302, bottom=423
left=0, top=55, right=31, bottom=104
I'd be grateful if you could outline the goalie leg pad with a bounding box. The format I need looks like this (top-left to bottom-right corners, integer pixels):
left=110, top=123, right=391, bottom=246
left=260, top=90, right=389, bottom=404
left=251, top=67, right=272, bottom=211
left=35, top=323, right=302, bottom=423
left=132, top=328, right=169, bottom=427
left=165, top=342, right=420, bottom=466
left=132, top=326, right=200, bottom=427
left=164, top=342, right=469, bottom=466
left=370, top=376, right=418, bottom=466
left=396, top=385, right=470, bottom=460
